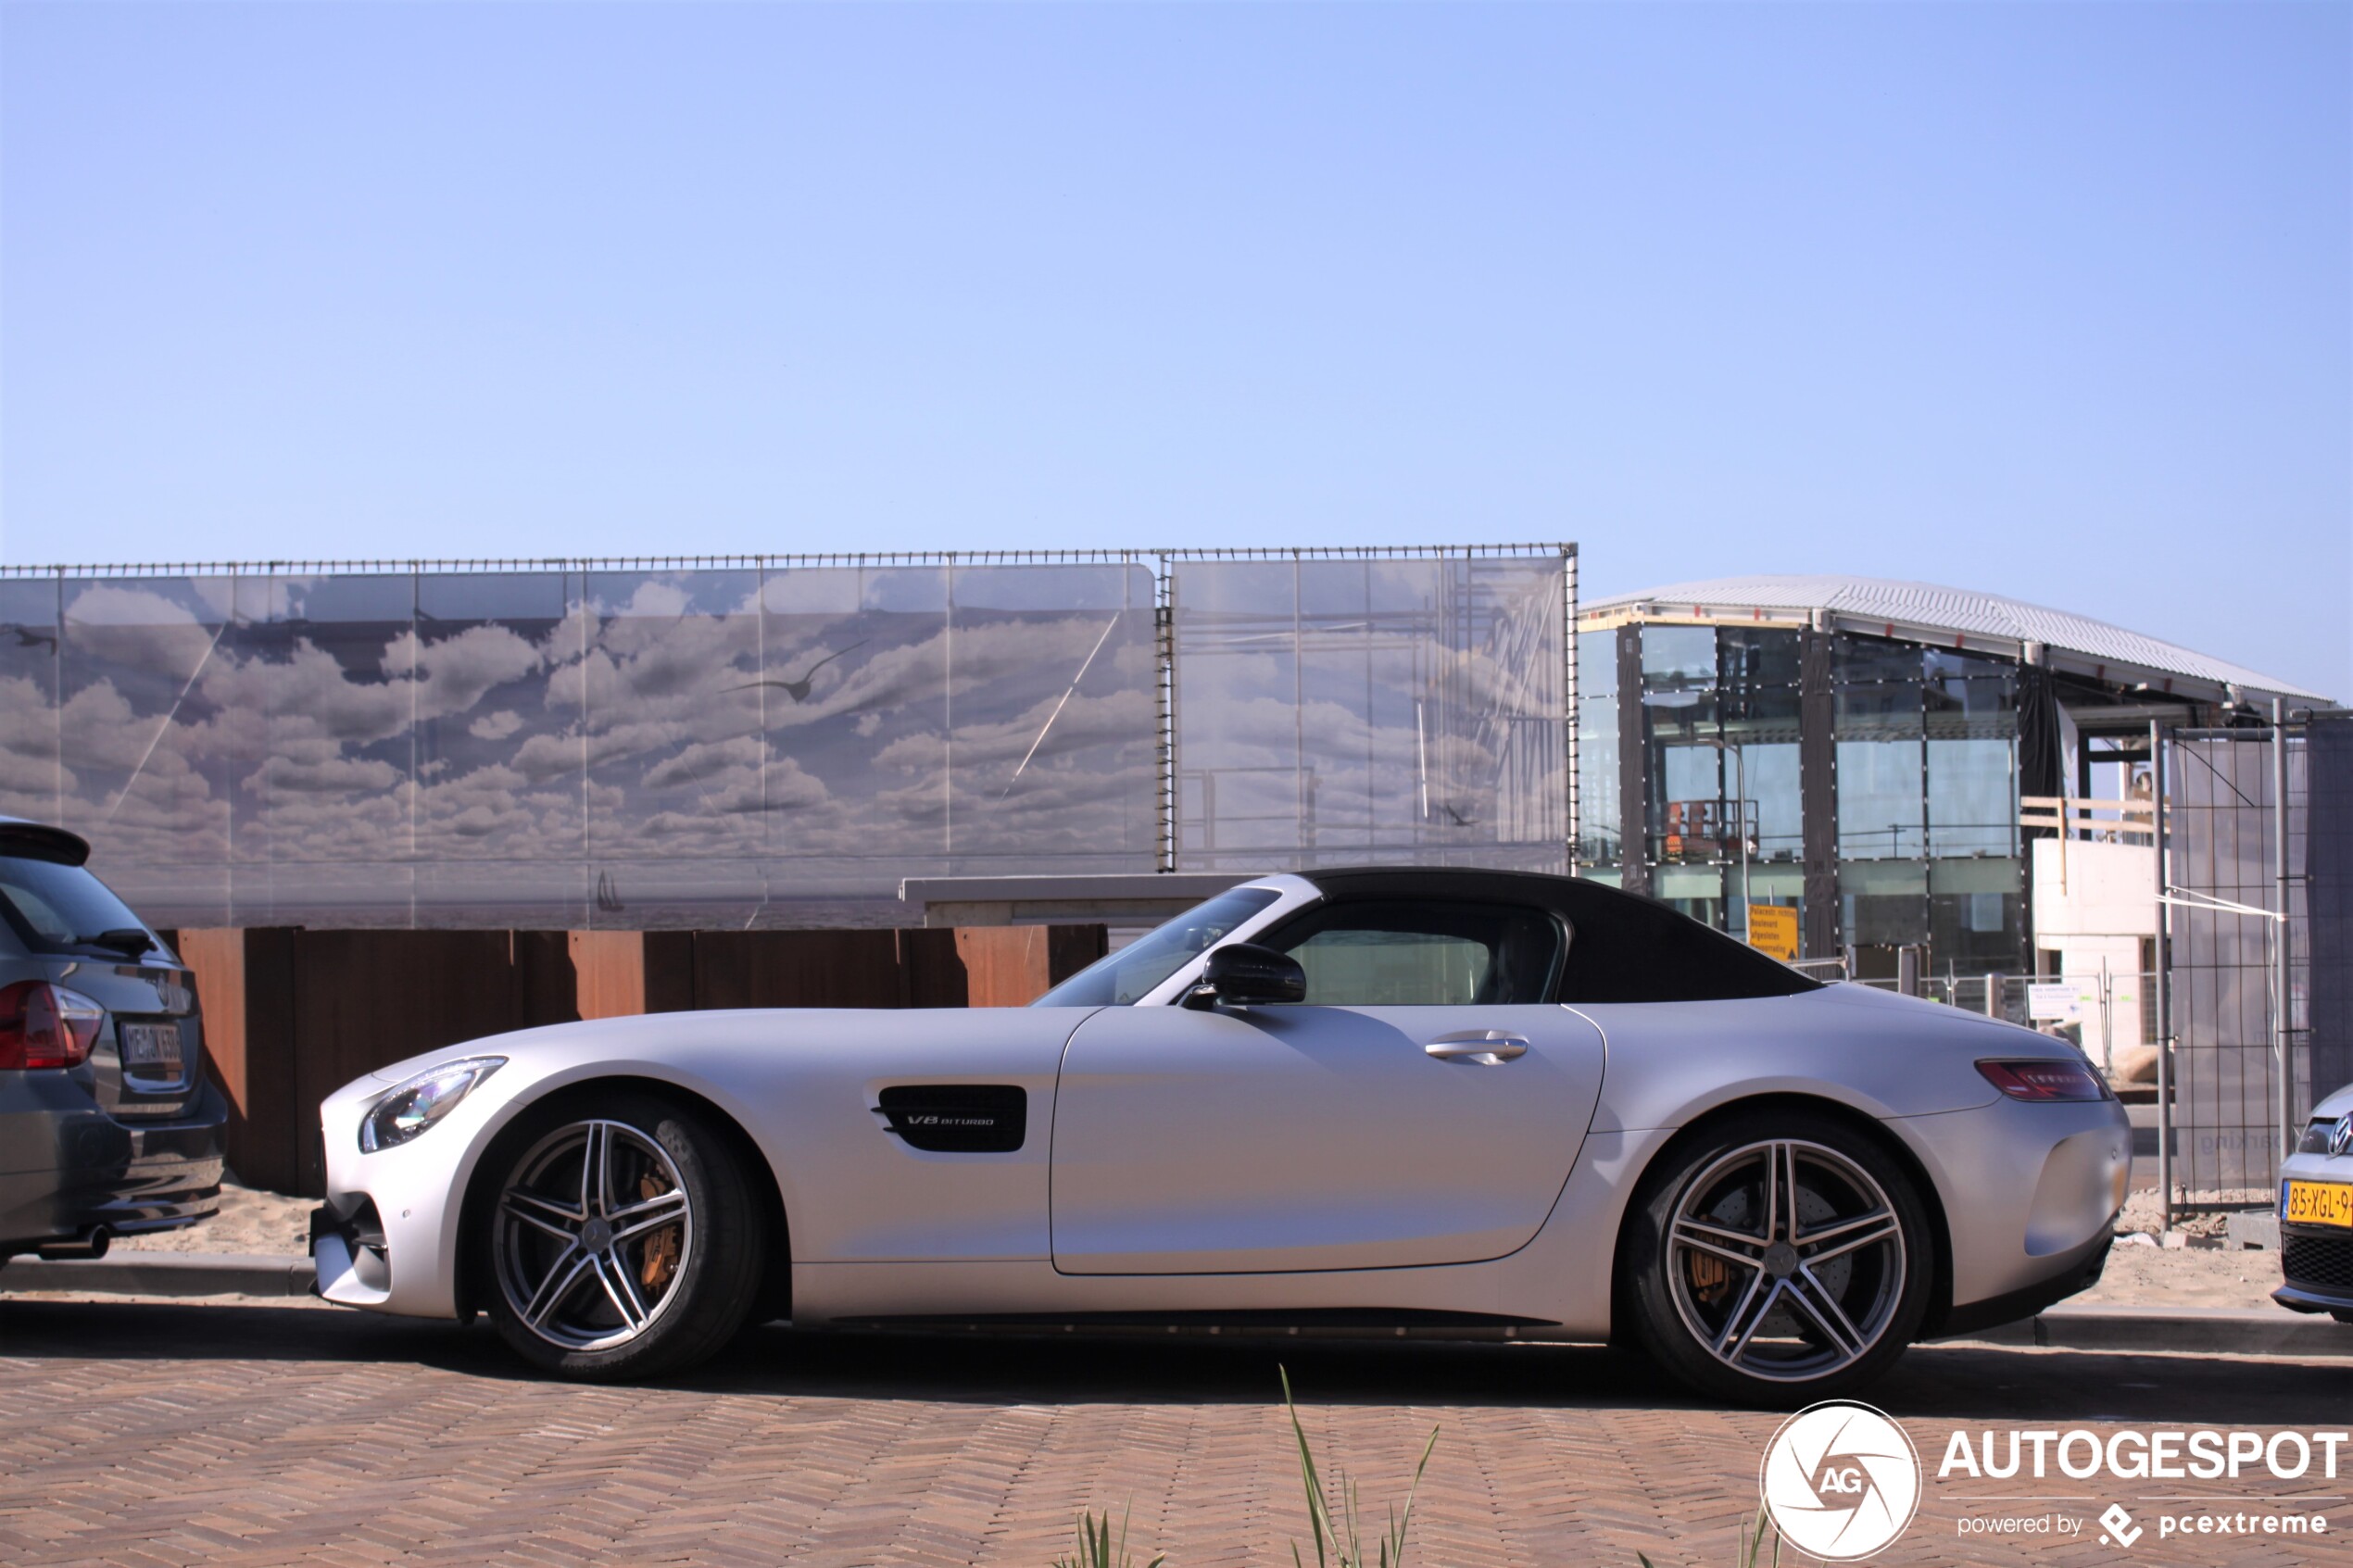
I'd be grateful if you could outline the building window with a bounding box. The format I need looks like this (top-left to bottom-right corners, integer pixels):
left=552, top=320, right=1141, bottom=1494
left=1835, top=679, right=1926, bottom=860
left=1928, top=857, right=2023, bottom=972
left=1641, top=626, right=1722, bottom=866
left=1576, top=630, right=1621, bottom=867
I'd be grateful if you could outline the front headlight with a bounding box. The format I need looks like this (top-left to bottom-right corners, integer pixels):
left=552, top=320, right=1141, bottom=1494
left=359, top=1056, right=505, bottom=1153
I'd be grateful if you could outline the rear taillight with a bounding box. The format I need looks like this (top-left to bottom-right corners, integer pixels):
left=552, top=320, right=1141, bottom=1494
left=0, top=980, right=105, bottom=1070
left=1977, top=1058, right=2110, bottom=1103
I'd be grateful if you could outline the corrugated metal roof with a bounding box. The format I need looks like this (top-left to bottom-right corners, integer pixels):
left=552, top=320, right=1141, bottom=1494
left=1583, top=574, right=2330, bottom=702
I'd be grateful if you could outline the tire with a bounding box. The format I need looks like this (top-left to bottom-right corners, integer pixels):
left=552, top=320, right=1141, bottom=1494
left=1620, top=1108, right=1933, bottom=1406
left=472, top=1088, right=763, bottom=1381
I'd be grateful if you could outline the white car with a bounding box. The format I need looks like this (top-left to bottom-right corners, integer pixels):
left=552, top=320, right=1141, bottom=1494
left=310, top=867, right=2131, bottom=1403
left=2276, top=1083, right=2353, bottom=1323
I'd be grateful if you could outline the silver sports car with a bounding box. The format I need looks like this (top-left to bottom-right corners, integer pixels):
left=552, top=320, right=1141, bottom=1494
left=310, top=867, right=2131, bottom=1403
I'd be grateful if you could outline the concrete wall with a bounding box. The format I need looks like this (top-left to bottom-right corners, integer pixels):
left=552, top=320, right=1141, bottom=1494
left=2031, top=837, right=2156, bottom=939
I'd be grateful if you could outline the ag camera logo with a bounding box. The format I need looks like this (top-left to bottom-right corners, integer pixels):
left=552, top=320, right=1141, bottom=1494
left=1759, top=1401, right=1922, bottom=1560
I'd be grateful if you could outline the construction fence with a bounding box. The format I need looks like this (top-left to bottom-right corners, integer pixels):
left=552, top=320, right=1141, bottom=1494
left=0, top=546, right=1574, bottom=930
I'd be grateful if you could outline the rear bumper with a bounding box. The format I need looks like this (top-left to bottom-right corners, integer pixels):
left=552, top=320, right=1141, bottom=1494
left=1895, top=1094, right=2132, bottom=1335
left=0, top=1073, right=228, bottom=1254
left=1931, top=1227, right=2114, bottom=1338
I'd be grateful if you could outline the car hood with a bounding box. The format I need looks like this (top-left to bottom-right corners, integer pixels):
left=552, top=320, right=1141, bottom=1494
left=349, top=1006, right=1085, bottom=1093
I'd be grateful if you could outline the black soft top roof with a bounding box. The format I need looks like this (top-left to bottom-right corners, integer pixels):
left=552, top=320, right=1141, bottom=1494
left=1293, top=865, right=1818, bottom=1004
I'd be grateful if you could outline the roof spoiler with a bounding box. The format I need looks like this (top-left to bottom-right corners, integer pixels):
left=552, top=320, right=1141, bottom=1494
left=0, top=822, right=92, bottom=866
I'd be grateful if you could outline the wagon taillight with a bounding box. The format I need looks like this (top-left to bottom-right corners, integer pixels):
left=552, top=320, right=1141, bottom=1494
left=0, top=979, right=105, bottom=1070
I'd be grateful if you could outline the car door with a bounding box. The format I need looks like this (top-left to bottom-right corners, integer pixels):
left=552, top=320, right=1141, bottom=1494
left=1049, top=898, right=1607, bottom=1274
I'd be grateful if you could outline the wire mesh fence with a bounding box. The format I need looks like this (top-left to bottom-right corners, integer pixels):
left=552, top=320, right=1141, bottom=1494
left=2166, top=725, right=2310, bottom=1200
left=1846, top=970, right=2158, bottom=1055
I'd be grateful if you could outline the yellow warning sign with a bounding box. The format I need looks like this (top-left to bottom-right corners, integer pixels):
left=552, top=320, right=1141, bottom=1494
left=1746, top=904, right=1800, bottom=962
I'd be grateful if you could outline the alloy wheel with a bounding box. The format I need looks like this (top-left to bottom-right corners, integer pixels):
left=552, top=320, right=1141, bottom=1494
left=492, top=1119, right=695, bottom=1352
left=1664, top=1137, right=1906, bottom=1384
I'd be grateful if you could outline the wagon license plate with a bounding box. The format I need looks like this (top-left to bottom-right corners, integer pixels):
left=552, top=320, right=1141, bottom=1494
left=2283, top=1180, right=2353, bottom=1229
left=120, top=1022, right=182, bottom=1075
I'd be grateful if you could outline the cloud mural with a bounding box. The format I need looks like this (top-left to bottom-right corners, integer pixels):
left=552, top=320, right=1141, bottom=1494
left=1171, top=556, right=1570, bottom=872
left=0, top=554, right=1568, bottom=929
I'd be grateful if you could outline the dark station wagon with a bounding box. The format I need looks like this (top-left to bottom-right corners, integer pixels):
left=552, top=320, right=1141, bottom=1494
left=0, top=820, right=225, bottom=1262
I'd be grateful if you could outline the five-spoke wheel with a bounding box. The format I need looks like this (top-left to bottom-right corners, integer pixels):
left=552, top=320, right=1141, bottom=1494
left=495, top=1120, right=696, bottom=1352
left=1626, top=1110, right=1931, bottom=1404
left=474, top=1090, right=764, bottom=1380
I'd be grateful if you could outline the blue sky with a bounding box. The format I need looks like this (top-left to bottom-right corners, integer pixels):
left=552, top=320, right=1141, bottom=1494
left=4, top=2, right=2347, bottom=696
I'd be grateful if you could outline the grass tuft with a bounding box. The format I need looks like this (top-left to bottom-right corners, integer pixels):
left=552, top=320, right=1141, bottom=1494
left=1279, top=1365, right=1441, bottom=1568
left=1051, top=1501, right=1165, bottom=1568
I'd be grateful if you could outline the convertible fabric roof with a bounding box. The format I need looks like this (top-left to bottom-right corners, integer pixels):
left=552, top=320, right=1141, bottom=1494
left=1297, top=866, right=1817, bottom=1004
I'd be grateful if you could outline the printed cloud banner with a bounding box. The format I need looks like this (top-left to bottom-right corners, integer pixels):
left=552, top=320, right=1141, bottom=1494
left=0, top=562, right=1162, bottom=928
left=1169, top=554, right=1571, bottom=874
left=0, top=549, right=1572, bottom=928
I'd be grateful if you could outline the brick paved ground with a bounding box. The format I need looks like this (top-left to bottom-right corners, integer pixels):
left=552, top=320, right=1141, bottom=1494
left=1, top=1300, right=2347, bottom=1567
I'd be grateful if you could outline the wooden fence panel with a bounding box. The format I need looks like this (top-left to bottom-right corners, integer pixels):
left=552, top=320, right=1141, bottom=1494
left=900, top=928, right=968, bottom=1007
left=569, top=930, right=648, bottom=1021
left=690, top=930, right=907, bottom=1010
left=176, top=928, right=301, bottom=1197
left=1049, top=924, right=1109, bottom=985
left=955, top=927, right=1051, bottom=1007
left=284, top=932, right=580, bottom=1196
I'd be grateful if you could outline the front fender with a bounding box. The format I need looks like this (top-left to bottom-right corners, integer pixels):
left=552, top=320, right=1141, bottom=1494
left=317, top=1015, right=803, bottom=1321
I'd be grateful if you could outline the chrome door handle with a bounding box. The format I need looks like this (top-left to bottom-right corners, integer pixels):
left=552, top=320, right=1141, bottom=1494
left=1424, top=1031, right=1529, bottom=1064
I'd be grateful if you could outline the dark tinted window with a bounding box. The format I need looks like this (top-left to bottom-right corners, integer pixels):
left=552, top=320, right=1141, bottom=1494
left=0, top=855, right=149, bottom=957
left=1264, top=901, right=1563, bottom=1006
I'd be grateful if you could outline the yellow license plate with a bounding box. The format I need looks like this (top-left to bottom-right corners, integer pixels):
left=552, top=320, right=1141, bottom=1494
left=2284, top=1181, right=2353, bottom=1229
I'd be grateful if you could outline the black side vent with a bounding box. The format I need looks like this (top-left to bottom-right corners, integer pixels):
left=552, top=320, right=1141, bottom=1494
left=876, top=1085, right=1027, bottom=1153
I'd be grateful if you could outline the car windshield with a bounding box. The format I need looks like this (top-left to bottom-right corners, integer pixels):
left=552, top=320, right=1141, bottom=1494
left=1031, top=886, right=1282, bottom=1006
left=0, top=854, right=151, bottom=956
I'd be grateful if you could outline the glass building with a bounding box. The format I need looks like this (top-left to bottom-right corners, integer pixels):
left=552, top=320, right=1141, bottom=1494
left=1576, top=577, right=2325, bottom=981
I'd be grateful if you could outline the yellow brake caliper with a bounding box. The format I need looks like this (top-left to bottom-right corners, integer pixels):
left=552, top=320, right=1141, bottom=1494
left=1687, top=1251, right=1731, bottom=1304
left=639, top=1172, right=682, bottom=1292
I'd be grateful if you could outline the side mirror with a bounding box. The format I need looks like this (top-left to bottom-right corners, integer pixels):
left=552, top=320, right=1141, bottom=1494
left=1200, top=942, right=1306, bottom=1006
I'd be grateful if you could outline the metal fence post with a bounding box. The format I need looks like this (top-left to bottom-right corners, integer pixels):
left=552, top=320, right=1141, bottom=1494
left=2153, top=718, right=2174, bottom=1229
left=1564, top=546, right=1579, bottom=877
left=2273, top=696, right=2294, bottom=1178
left=1154, top=560, right=1176, bottom=873
left=2099, top=955, right=2115, bottom=1076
